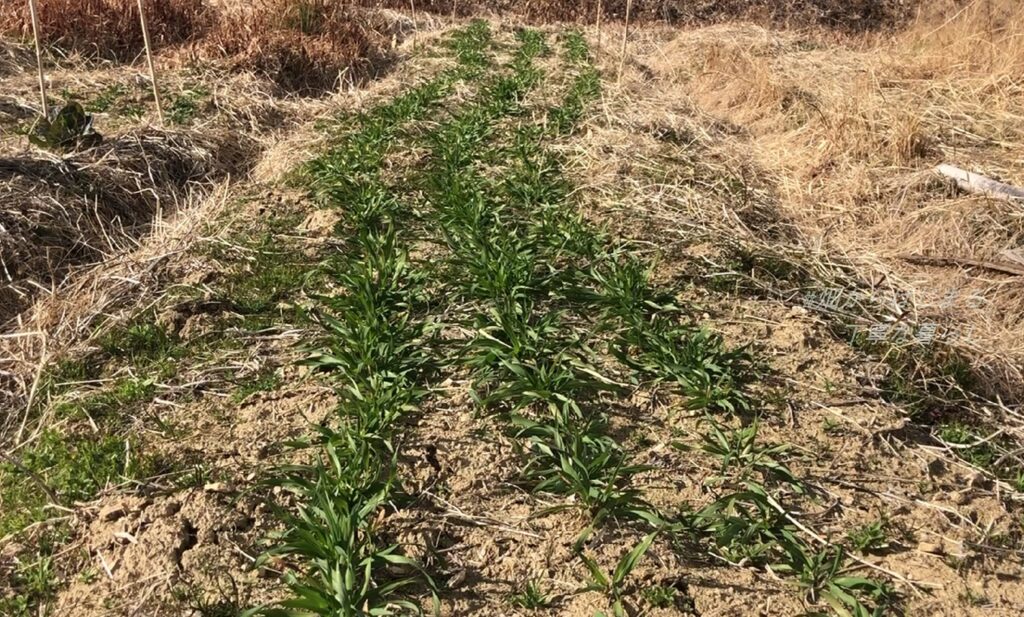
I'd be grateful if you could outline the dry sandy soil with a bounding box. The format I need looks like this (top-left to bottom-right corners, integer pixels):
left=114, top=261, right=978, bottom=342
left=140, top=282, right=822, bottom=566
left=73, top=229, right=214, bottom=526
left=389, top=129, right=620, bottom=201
left=2, top=3, right=1023, bottom=616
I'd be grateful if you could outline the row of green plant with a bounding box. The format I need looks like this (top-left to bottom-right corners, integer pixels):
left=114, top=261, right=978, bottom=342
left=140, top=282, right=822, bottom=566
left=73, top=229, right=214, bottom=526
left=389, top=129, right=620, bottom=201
left=1, top=22, right=495, bottom=617
left=246, top=22, right=502, bottom=617
left=412, top=31, right=669, bottom=616
left=415, top=31, right=896, bottom=617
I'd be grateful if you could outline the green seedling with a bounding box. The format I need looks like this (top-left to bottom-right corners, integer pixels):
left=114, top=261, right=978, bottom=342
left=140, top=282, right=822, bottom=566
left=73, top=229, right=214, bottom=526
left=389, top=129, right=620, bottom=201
left=578, top=532, right=658, bottom=617
left=614, top=317, right=756, bottom=414
left=509, top=579, right=552, bottom=610
left=681, top=417, right=805, bottom=492
left=782, top=546, right=896, bottom=617
left=250, top=448, right=435, bottom=616
left=846, top=520, right=890, bottom=554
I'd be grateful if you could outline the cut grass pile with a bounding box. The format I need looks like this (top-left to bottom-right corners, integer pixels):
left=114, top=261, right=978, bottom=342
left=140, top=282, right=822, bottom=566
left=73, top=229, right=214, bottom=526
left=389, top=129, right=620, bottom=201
left=0, top=128, right=245, bottom=327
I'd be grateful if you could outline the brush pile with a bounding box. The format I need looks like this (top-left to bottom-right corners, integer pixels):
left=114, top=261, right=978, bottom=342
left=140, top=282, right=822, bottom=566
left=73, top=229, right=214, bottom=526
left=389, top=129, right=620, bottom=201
left=204, top=0, right=389, bottom=93
left=0, top=0, right=392, bottom=92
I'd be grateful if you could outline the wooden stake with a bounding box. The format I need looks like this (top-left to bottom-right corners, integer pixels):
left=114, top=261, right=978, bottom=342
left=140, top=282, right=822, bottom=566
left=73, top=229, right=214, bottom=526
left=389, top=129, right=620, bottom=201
left=27, top=0, right=48, bottom=119
left=595, top=0, right=603, bottom=59
left=136, top=0, right=164, bottom=125
left=409, top=0, right=417, bottom=48
left=618, top=0, right=632, bottom=84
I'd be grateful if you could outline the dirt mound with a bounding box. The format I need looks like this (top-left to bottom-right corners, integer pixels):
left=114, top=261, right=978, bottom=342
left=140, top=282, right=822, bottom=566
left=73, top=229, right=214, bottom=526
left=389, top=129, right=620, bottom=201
left=0, top=128, right=251, bottom=326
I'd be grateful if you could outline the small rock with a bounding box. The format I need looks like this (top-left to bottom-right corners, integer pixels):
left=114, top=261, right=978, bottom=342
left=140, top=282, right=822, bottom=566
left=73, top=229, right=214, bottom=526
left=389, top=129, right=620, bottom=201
left=950, top=490, right=971, bottom=506
left=789, top=305, right=809, bottom=317
left=447, top=569, right=467, bottom=588
left=204, top=482, right=236, bottom=494
left=98, top=503, right=127, bottom=522
left=967, top=471, right=992, bottom=490
left=917, top=541, right=944, bottom=555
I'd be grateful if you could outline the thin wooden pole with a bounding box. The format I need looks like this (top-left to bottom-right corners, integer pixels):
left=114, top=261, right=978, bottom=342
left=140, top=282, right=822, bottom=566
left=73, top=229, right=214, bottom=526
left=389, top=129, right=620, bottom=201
left=136, top=0, right=164, bottom=125
left=409, top=0, right=417, bottom=48
left=27, top=0, right=48, bottom=119
left=595, top=0, right=603, bottom=59
left=618, top=0, right=632, bottom=84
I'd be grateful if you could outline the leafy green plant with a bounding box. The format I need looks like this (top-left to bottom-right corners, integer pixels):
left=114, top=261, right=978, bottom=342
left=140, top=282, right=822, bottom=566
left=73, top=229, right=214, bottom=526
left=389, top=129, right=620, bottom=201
left=640, top=584, right=677, bottom=609
left=695, top=484, right=894, bottom=616
left=508, top=579, right=552, bottom=610
left=693, top=483, right=802, bottom=566
left=614, top=317, right=756, bottom=414
left=845, top=520, right=890, bottom=554
left=578, top=532, right=658, bottom=617
left=28, top=101, right=102, bottom=151
left=681, top=417, right=805, bottom=492
left=168, top=86, right=210, bottom=125
left=250, top=22, right=501, bottom=617
left=0, top=550, right=58, bottom=617
left=513, top=415, right=653, bottom=519
left=782, top=546, right=896, bottom=617
left=572, top=254, right=677, bottom=322
left=250, top=447, right=435, bottom=616
left=86, top=83, right=128, bottom=113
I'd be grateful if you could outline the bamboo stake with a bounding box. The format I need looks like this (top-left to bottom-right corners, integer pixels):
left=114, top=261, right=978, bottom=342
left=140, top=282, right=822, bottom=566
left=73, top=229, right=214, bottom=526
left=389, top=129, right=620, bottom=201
left=27, top=0, right=48, bottom=119
left=618, top=0, right=632, bottom=84
left=409, top=0, right=417, bottom=49
left=136, top=0, right=164, bottom=125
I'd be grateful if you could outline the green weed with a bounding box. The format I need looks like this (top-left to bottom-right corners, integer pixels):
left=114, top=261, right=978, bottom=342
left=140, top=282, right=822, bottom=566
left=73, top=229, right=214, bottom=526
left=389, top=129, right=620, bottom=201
left=846, top=519, right=890, bottom=554
left=578, top=532, right=658, bottom=617
left=98, top=316, right=183, bottom=367
left=168, top=86, right=210, bottom=125
left=508, top=579, right=552, bottom=610
left=682, top=417, right=805, bottom=492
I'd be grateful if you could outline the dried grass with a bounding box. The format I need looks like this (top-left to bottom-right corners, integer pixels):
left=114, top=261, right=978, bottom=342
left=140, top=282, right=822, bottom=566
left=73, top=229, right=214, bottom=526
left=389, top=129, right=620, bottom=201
left=0, top=0, right=395, bottom=93
left=360, top=0, right=914, bottom=30
left=0, top=181, right=237, bottom=442
left=0, top=128, right=252, bottom=326
left=644, top=0, right=1024, bottom=397
left=0, top=0, right=208, bottom=60
left=202, top=0, right=389, bottom=94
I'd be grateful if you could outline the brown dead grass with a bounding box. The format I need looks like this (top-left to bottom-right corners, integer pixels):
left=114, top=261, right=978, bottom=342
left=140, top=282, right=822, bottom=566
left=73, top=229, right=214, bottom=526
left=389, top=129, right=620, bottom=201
left=0, top=0, right=393, bottom=93
left=364, top=0, right=915, bottom=31
left=0, top=0, right=208, bottom=60
left=648, top=0, right=1024, bottom=398
left=203, top=0, right=389, bottom=93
